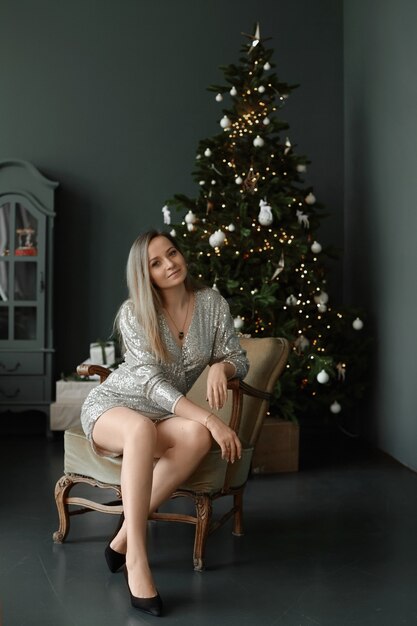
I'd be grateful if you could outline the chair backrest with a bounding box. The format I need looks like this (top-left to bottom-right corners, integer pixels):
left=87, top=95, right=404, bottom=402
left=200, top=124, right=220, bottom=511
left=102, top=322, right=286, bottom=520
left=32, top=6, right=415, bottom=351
left=187, top=337, right=289, bottom=447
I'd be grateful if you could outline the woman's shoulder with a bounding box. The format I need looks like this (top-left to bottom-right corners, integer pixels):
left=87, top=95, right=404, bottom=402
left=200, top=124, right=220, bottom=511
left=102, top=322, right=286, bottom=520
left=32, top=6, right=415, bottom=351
left=195, top=287, right=229, bottom=312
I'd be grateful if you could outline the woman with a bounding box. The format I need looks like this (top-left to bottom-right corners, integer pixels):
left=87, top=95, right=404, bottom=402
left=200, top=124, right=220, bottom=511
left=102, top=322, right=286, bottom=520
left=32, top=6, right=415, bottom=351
left=80, top=230, right=249, bottom=616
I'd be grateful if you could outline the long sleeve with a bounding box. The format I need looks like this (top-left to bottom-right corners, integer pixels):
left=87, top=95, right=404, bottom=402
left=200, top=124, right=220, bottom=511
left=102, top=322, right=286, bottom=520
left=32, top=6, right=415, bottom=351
left=118, top=301, right=184, bottom=413
left=209, top=292, right=249, bottom=380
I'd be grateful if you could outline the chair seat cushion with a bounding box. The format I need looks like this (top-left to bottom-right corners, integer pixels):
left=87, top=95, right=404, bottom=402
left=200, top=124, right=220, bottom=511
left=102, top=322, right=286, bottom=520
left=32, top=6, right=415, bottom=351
left=64, top=426, right=254, bottom=494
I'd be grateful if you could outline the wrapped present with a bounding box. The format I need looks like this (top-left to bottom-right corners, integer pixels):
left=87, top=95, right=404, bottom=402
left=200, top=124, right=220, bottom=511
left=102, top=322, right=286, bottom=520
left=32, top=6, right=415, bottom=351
left=56, top=380, right=99, bottom=403
left=90, top=341, right=115, bottom=365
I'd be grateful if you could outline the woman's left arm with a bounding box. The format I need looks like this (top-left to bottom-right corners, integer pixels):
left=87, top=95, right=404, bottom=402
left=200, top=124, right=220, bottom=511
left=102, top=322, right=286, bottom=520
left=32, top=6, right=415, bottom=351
left=207, top=294, right=249, bottom=410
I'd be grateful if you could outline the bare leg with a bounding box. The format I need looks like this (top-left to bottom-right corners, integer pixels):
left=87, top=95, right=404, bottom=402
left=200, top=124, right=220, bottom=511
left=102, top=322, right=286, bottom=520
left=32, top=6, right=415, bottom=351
left=110, top=417, right=212, bottom=556
left=92, top=407, right=158, bottom=598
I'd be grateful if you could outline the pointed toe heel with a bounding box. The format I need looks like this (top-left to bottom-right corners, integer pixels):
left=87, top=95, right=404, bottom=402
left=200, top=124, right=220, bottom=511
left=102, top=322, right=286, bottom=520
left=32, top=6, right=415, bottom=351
left=124, top=567, right=163, bottom=617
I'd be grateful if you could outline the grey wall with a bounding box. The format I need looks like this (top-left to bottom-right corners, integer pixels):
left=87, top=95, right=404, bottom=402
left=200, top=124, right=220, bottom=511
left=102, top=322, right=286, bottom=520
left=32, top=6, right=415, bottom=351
left=344, top=0, right=417, bottom=470
left=0, top=0, right=343, bottom=378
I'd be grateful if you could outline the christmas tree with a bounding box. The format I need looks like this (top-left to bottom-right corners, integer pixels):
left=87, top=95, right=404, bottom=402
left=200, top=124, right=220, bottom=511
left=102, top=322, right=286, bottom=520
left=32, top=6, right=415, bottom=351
left=162, top=25, right=369, bottom=427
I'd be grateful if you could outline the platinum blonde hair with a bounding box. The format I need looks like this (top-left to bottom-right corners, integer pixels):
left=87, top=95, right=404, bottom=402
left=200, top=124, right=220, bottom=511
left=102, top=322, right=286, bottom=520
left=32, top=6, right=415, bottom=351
left=117, top=230, right=198, bottom=362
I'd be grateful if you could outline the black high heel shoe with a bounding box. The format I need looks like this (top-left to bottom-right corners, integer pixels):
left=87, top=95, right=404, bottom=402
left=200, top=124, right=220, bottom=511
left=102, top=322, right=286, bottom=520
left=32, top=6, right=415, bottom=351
left=123, top=566, right=163, bottom=617
left=104, top=513, right=126, bottom=573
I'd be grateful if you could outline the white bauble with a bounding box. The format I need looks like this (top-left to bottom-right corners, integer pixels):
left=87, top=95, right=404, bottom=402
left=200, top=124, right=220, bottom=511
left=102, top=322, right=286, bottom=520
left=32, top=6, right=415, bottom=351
left=286, top=295, right=299, bottom=306
left=263, top=117, right=270, bottom=125
left=233, top=316, right=244, bottom=330
left=211, top=179, right=216, bottom=185
left=253, top=135, right=265, bottom=147
left=295, top=334, right=310, bottom=352
left=305, top=192, right=316, bottom=205
left=230, top=86, right=237, bottom=96
left=170, top=229, right=176, bottom=237
left=215, top=93, right=223, bottom=102
left=209, top=230, right=226, bottom=248
left=330, top=401, right=342, bottom=414
left=317, top=369, right=330, bottom=384
left=317, top=303, right=327, bottom=313
left=185, top=210, right=197, bottom=224
left=227, top=223, right=236, bottom=232
left=204, top=148, right=212, bottom=157
left=186, top=223, right=195, bottom=232
left=352, top=317, right=364, bottom=330
left=258, top=199, right=273, bottom=226
left=258, top=85, right=266, bottom=93
left=314, top=291, right=329, bottom=305
left=311, top=241, right=322, bottom=254
left=235, top=176, right=243, bottom=185
left=263, top=61, right=271, bottom=70
left=297, top=164, right=307, bottom=173
left=220, top=115, right=231, bottom=129
left=199, top=180, right=205, bottom=186
left=196, top=154, right=201, bottom=160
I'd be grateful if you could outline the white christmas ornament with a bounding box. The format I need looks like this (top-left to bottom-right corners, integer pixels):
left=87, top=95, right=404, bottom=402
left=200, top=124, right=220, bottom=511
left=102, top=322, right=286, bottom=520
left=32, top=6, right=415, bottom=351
left=352, top=317, right=364, bottom=330
left=317, top=303, right=327, bottom=313
left=330, top=401, right=342, bottom=414
left=169, top=229, right=176, bottom=237
left=204, top=148, right=212, bottom=157
left=185, top=210, right=197, bottom=225
left=230, top=86, right=237, bottom=96
left=199, top=180, right=205, bottom=186
left=296, top=210, right=309, bottom=228
left=220, top=115, right=231, bottom=129
left=295, top=334, right=310, bottom=352
left=311, top=241, right=322, bottom=254
left=258, top=199, right=273, bottom=226
left=215, top=93, right=223, bottom=102
left=286, top=294, right=299, bottom=306
left=263, top=117, right=270, bottom=125
left=227, top=223, right=236, bottom=232
left=233, top=316, right=244, bottom=330
left=297, top=164, right=307, bottom=173
left=161, top=205, right=171, bottom=225
left=317, top=369, right=330, bottom=384
left=314, top=291, right=329, bottom=305
left=209, top=230, right=226, bottom=248
left=284, top=138, right=292, bottom=154
left=187, top=223, right=196, bottom=232
left=258, top=85, right=266, bottom=93
left=263, top=61, right=271, bottom=70
left=305, top=192, right=316, bottom=205
left=253, top=135, right=265, bottom=147
left=211, top=179, right=216, bottom=185
left=235, top=176, right=243, bottom=185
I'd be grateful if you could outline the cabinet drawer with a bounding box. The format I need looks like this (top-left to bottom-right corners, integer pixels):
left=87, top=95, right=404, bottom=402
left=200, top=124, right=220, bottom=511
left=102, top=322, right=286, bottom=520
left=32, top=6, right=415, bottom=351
left=0, top=376, right=45, bottom=403
left=0, top=352, right=44, bottom=375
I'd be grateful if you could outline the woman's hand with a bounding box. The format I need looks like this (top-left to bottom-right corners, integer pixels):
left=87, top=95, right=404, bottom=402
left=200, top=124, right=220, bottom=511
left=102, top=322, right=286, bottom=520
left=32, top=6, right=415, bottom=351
left=206, top=414, right=242, bottom=463
left=206, top=362, right=230, bottom=410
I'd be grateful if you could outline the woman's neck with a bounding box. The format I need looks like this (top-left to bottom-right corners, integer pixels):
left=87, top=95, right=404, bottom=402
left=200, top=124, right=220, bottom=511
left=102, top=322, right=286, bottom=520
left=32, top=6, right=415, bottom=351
left=160, top=284, right=189, bottom=311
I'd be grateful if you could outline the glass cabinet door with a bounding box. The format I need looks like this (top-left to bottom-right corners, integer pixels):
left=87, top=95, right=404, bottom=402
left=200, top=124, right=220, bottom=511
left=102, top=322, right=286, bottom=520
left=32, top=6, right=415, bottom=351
left=0, top=200, right=44, bottom=346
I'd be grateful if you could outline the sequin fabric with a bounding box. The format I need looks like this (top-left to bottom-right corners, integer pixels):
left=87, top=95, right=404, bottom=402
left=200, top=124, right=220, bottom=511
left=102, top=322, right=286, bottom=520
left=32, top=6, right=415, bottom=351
left=80, top=288, right=249, bottom=454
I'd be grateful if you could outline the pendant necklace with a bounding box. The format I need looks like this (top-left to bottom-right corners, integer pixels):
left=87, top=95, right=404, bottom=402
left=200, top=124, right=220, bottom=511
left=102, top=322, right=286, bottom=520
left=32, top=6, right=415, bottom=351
left=165, top=295, right=191, bottom=341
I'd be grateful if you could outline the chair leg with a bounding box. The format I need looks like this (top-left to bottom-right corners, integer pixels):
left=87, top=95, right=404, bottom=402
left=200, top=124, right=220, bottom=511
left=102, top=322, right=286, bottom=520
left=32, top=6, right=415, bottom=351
left=53, top=475, right=75, bottom=543
left=232, top=491, right=244, bottom=536
left=193, top=494, right=212, bottom=571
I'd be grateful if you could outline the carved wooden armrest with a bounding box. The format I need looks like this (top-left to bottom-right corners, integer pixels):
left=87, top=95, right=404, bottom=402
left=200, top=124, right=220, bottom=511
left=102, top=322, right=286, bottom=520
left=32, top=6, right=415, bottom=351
left=76, top=363, right=112, bottom=383
left=226, top=378, right=272, bottom=433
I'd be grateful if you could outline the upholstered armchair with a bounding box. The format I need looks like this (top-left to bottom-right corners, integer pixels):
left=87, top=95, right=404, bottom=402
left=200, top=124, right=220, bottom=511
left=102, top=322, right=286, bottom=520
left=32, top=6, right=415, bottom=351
left=53, top=336, right=289, bottom=571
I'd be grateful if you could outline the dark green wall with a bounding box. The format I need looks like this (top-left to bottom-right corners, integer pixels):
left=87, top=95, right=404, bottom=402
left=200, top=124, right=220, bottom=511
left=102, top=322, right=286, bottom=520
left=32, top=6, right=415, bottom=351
left=344, top=0, right=417, bottom=470
left=0, top=0, right=343, bottom=378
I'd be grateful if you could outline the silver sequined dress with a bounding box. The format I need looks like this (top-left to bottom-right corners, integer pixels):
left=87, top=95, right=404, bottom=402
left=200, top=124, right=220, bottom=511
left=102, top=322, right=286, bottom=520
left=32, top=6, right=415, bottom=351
left=80, top=288, right=249, bottom=455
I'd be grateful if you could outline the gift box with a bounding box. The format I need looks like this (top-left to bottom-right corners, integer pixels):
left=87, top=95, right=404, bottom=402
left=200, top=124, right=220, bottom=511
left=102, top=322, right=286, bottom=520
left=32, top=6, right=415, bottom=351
left=56, top=380, right=99, bottom=403
left=90, top=341, right=115, bottom=365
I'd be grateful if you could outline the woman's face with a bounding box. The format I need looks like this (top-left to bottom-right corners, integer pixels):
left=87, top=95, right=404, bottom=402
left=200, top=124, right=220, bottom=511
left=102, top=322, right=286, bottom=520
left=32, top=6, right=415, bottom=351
left=148, top=236, right=187, bottom=290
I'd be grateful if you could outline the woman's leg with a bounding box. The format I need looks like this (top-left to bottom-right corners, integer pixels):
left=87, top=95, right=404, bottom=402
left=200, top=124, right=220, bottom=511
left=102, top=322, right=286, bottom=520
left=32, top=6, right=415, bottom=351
left=92, top=407, right=158, bottom=598
left=110, top=417, right=212, bottom=553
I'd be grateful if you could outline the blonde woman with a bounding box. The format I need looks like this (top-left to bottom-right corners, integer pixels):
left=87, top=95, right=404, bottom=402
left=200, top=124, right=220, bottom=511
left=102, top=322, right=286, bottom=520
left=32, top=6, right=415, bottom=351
left=80, top=230, right=249, bottom=617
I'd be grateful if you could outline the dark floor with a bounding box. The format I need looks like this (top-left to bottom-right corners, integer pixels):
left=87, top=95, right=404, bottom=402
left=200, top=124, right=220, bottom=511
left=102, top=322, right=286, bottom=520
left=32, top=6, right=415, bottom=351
left=1, top=431, right=417, bottom=626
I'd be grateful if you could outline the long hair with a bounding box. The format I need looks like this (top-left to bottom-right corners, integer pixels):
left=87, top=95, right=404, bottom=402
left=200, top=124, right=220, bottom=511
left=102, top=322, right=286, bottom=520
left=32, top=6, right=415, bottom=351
left=116, top=230, right=199, bottom=362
